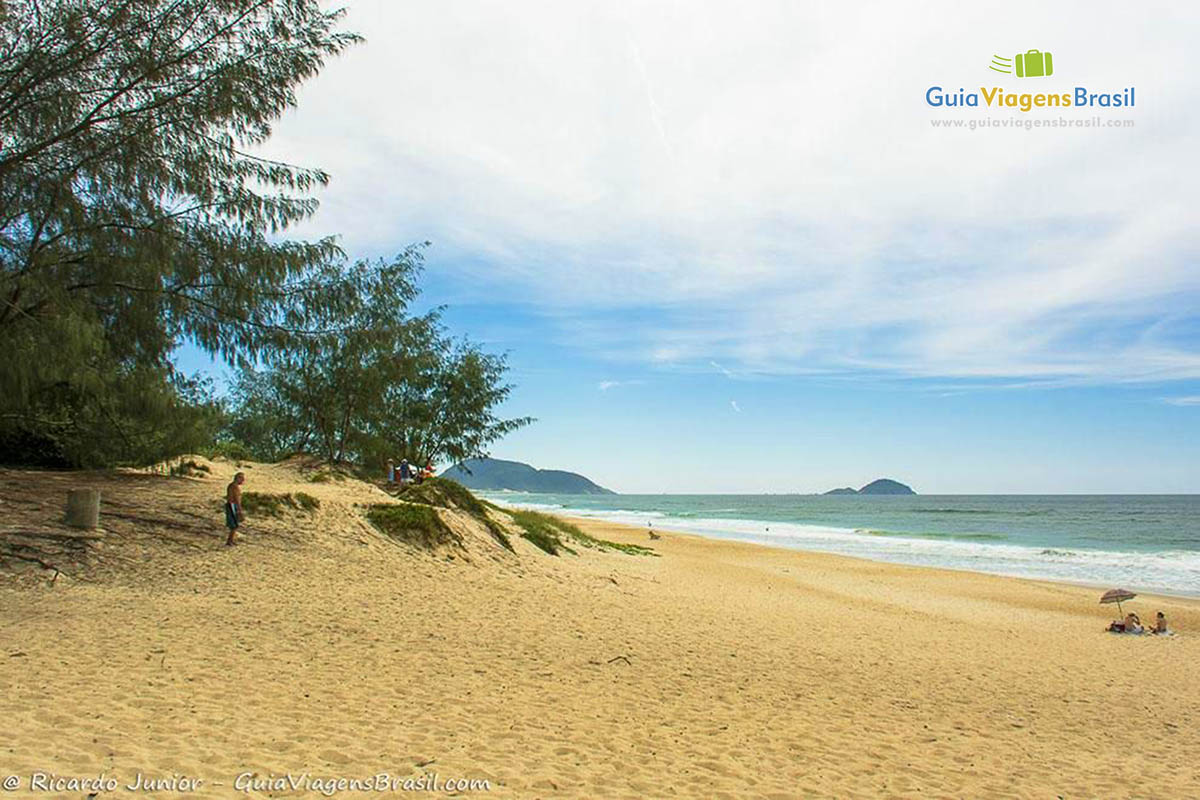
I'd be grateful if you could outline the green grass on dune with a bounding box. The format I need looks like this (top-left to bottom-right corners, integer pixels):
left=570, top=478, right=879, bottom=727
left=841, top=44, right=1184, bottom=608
left=169, top=458, right=211, bottom=477
left=478, top=515, right=514, bottom=552
left=507, top=509, right=575, bottom=555
left=398, top=477, right=486, bottom=514
left=366, top=503, right=461, bottom=549
left=392, top=478, right=650, bottom=557
left=294, top=492, right=321, bottom=512
left=562, top=520, right=659, bottom=556
left=307, top=466, right=350, bottom=483
left=505, top=508, right=657, bottom=557
left=240, top=491, right=321, bottom=517
left=398, top=478, right=513, bottom=552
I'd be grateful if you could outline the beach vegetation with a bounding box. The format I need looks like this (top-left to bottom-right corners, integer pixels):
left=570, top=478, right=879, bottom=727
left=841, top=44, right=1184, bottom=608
left=293, top=493, right=322, bottom=512
left=400, top=478, right=513, bottom=552
left=241, top=492, right=321, bottom=517
left=222, top=250, right=533, bottom=467
left=366, top=503, right=460, bottom=549
left=506, top=508, right=656, bottom=557
left=169, top=459, right=211, bottom=478
left=0, top=0, right=358, bottom=468
left=0, top=2, right=530, bottom=473
left=507, top=509, right=573, bottom=555
left=400, top=478, right=486, bottom=514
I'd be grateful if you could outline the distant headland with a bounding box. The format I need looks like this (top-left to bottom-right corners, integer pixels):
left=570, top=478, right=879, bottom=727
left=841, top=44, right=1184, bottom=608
left=441, top=458, right=615, bottom=495
left=824, top=479, right=916, bottom=496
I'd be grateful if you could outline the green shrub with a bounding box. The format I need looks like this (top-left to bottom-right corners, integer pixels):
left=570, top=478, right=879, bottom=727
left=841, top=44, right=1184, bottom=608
left=294, top=492, right=321, bottom=511
left=506, top=508, right=656, bottom=557
left=241, top=491, right=320, bottom=517
left=399, top=478, right=513, bottom=552
left=240, top=492, right=285, bottom=517
left=481, top=516, right=514, bottom=552
left=556, top=518, right=657, bottom=556
left=169, top=458, right=211, bottom=477
left=398, top=477, right=485, bottom=514
left=366, top=503, right=461, bottom=549
left=507, top=509, right=574, bottom=556
left=204, top=439, right=254, bottom=462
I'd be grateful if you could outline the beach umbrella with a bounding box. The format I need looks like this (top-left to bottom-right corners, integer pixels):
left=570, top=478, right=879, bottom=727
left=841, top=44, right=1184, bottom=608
left=1100, top=588, right=1137, bottom=617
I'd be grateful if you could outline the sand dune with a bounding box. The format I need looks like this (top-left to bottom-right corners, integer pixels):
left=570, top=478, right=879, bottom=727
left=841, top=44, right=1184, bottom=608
left=1, top=459, right=1197, bottom=798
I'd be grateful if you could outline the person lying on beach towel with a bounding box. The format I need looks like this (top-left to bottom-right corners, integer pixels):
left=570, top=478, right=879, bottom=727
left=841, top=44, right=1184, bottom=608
left=1107, top=612, right=1147, bottom=634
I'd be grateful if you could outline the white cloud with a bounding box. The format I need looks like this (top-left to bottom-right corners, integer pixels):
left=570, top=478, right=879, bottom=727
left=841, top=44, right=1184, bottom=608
left=598, top=379, right=645, bottom=391
left=264, top=0, right=1200, bottom=383
left=1164, top=396, right=1200, bottom=406
left=730, top=400, right=741, bottom=413
left=710, top=360, right=735, bottom=378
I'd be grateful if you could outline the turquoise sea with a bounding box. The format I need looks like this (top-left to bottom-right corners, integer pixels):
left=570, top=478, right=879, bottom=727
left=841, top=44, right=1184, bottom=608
left=481, top=493, right=1200, bottom=595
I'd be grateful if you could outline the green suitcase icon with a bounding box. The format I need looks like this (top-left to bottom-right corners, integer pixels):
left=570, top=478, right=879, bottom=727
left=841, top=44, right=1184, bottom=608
left=1015, top=49, right=1053, bottom=78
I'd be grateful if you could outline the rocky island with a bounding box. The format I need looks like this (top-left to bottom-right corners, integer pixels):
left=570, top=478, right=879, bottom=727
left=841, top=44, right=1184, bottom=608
left=824, top=479, right=916, bottom=496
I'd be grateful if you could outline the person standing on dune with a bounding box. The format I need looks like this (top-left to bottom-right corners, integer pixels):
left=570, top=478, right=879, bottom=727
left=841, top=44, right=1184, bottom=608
left=225, top=472, right=245, bottom=546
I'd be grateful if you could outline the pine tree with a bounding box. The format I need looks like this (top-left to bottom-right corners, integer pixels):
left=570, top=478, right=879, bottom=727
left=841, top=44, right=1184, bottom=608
left=0, top=0, right=359, bottom=465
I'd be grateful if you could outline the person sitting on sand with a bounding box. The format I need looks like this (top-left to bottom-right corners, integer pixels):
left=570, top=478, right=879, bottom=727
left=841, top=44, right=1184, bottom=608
left=1124, top=612, right=1144, bottom=634
left=225, top=472, right=245, bottom=546
left=1152, top=611, right=1169, bottom=635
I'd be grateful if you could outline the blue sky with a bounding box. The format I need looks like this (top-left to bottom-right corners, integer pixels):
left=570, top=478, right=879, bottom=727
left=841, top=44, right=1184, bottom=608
left=178, top=1, right=1199, bottom=493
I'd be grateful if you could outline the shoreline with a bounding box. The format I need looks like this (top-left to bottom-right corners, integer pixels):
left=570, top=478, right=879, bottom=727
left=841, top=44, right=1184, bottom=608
left=560, top=512, right=1200, bottom=609
left=483, top=495, right=1200, bottom=599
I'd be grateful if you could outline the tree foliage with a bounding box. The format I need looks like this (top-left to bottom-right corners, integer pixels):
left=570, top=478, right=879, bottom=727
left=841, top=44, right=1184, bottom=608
left=0, top=365, right=223, bottom=467
left=227, top=248, right=533, bottom=467
left=0, top=0, right=360, bottom=465
left=0, top=2, right=532, bottom=470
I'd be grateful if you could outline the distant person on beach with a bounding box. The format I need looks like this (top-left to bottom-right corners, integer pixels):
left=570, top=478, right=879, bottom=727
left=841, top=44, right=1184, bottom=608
left=1153, top=611, right=1169, bottom=634
left=225, top=472, right=245, bottom=546
left=387, top=459, right=396, bottom=484
left=399, top=459, right=412, bottom=485
left=1124, top=612, right=1144, bottom=634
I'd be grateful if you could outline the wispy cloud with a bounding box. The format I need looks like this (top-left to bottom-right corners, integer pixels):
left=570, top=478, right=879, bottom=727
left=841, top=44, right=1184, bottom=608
left=598, top=379, right=644, bottom=391
left=1164, top=395, right=1200, bottom=406
left=710, top=360, right=736, bottom=379
left=730, top=400, right=741, bottom=413
left=266, top=1, right=1200, bottom=386
left=625, top=32, right=673, bottom=159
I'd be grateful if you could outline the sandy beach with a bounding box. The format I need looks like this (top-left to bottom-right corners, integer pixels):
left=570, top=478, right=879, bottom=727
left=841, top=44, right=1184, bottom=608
left=2, top=459, right=1198, bottom=798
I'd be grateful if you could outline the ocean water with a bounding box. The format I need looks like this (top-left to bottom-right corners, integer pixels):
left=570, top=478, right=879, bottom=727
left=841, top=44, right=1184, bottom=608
left=480, top=493, right=1200, bottom=595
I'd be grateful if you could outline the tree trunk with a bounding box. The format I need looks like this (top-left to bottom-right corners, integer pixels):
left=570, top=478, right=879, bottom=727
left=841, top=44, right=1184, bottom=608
left=64, top=488, right=101, bottom=529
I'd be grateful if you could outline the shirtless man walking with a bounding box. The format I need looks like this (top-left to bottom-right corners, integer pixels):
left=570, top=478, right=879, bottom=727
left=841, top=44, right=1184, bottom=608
left=225, top=472, right=245, bottom=546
